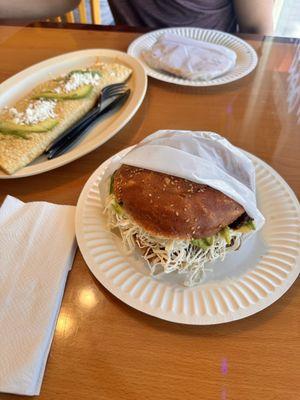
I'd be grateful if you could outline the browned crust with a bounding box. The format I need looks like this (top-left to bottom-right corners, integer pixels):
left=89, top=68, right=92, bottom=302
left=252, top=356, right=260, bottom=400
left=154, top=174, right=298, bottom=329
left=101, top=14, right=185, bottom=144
left=113, top=165, right=245, bottom=240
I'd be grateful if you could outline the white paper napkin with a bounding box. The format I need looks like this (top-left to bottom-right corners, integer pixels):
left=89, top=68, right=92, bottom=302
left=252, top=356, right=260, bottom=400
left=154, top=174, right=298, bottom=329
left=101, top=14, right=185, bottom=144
left=0, top=196, right=76, bottom=396
left=142, top=33, right=237, bottom=80
left=100, top=130, right=265, bottom=233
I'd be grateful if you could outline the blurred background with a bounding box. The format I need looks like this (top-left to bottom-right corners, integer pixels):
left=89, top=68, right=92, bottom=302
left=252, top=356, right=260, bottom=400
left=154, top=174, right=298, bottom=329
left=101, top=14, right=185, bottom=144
left=47, top=0, right=300, bottom=38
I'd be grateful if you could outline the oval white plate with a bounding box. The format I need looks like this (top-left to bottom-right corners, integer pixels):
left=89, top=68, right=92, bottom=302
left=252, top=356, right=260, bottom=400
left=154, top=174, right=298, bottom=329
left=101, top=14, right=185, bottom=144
left=76, top=147, right=300, bottom=325
left=0, top=49, right=147, bottom=179
left=128, top=27, right=258, bottom=87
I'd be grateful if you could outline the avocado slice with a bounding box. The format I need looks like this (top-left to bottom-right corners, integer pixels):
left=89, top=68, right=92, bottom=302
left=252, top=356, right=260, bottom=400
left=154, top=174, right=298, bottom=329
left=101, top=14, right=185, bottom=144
left=112, top=200, right=123, bottom=215
left=35, top=84, right=93, bottom=100
left=0, top=130, right=29, bottom=139
left=109, top=173, right=115, bottom=194
left=204, top=236, right=214, bottom=246
left=191, top=238, right=213, bottom=250
left=235, top=220, right=256, bottom=234
left=0, top=118, right=58, bottom=136
left=220, top=226, right=231, bottom=245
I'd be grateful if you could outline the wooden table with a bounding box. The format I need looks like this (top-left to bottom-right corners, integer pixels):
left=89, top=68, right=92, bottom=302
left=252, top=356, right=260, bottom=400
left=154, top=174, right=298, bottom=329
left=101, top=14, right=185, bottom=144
left=0, top=25, right=299, bottom=400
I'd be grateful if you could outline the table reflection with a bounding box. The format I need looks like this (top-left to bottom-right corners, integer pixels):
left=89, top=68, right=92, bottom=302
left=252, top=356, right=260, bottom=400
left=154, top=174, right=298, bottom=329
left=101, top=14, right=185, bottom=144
left=55, top=311, right=74, bottom=338
left=78, top=287, right=98, bottom=309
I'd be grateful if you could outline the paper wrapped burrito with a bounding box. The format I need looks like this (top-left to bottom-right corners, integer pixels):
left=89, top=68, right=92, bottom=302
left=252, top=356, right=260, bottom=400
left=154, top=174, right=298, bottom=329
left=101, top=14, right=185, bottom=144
left=100, top=130, right=265, bottom=286
left=142, top=33, right=237, bottom=81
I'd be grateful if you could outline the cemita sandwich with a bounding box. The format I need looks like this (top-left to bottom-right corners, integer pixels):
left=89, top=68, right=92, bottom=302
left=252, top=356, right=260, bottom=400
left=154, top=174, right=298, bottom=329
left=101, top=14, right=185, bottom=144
left=102, top=130, right=265, bottom=286
left=0, top=61, right=132, bottom=174
left=142, top=33, right=236, bottom=81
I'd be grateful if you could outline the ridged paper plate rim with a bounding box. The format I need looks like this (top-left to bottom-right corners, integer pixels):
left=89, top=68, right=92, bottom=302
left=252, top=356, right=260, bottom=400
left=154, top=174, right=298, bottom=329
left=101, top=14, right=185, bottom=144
left=127, top=27, right=258, bottom=86
left=76, top=147, right=300, bottom=325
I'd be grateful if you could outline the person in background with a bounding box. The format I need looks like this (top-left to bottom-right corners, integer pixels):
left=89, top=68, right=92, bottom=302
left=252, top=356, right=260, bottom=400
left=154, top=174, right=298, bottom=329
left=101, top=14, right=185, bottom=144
left=0, top=0, right=273, bottom=35
left=108, top=0, right=273, bottom=34
left=0, top=0, right=80, bottom=21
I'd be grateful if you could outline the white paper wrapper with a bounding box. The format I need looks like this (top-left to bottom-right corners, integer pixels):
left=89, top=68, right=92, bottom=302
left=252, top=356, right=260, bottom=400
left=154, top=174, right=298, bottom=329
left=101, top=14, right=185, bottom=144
left=100, top=130, right=265, bottom=233
left=142, top=33, right=237, bottom=81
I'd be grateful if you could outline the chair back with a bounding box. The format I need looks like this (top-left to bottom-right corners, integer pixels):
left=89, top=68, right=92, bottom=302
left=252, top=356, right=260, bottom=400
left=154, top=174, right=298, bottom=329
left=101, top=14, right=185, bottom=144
left=51, top=0, right=101, bottom=24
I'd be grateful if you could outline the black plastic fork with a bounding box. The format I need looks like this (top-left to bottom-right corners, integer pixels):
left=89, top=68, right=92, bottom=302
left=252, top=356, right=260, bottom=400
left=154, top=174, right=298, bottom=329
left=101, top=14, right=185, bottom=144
left=46, top=87, right=130, bottom=159
left=45, top=83, right=127, bottom=156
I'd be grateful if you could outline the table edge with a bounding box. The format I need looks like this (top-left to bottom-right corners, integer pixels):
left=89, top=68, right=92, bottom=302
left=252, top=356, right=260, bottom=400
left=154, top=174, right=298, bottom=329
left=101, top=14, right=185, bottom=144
left=0, top=21, right=299, bottom=43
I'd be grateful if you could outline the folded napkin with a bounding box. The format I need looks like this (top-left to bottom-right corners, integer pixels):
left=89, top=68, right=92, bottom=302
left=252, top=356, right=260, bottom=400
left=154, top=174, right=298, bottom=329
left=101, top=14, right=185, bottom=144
left=0, top=196, right=76, bottom=396
left=142, top=33, right=237, bottom=80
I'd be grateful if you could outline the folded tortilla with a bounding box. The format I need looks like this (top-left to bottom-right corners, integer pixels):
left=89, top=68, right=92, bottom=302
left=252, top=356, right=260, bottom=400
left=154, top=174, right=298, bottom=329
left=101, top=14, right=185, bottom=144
left=0, top=62, right=132, bottom=175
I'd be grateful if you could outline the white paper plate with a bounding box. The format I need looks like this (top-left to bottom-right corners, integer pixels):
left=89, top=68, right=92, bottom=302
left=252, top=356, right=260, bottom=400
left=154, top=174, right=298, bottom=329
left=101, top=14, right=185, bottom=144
left=0, top=49, right=147, bottom=179
left=127, top=27, right=258, bottom=86
left=76, top=147, right=300, bottom=325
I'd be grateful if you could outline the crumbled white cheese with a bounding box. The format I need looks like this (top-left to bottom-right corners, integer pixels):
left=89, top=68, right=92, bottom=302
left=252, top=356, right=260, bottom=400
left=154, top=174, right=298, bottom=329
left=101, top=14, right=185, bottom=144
left=9, top=100, right=57, bottom=125
left=64, top=72, right=100, bottom=93
left=54, top=87, right=62, bottom=94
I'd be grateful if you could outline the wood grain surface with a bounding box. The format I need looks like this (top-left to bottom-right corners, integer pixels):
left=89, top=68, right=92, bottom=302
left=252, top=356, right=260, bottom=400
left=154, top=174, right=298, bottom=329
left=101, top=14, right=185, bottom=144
left=0, top=25, right=299, bottom=400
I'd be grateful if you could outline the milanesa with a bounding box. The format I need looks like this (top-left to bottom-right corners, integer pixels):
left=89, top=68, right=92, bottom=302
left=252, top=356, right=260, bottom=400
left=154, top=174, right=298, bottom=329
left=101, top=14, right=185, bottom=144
left=106, top=164, right=255, bottom=286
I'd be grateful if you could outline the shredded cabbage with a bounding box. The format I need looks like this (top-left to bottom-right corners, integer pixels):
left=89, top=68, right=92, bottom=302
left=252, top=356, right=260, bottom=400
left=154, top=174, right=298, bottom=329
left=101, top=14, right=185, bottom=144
left=104, top=194, right=242, bottom=286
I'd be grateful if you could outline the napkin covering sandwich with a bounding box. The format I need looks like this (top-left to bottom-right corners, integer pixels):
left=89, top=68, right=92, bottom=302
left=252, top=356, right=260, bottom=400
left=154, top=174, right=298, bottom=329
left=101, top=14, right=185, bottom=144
left=101, top=130, right=265, bottom=286
left=142, top=33, right=237, bottom=81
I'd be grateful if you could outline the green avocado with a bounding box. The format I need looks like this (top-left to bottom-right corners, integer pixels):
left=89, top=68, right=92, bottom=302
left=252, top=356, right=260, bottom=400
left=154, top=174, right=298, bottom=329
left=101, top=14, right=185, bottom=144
left=34, top=84, right=93, bottom=100
left=220, top=226, right=231, bottom=245
left=0, top=118, right=58, bottom=136
left=112, top=200, right=123, bottom=215
left=0, top=130, right=28, bottom=139
left=235, top=220, right=256, bottom=234
left=191, top=237, right=213, bottom=250
left=109, top=173, right=115, bottom=194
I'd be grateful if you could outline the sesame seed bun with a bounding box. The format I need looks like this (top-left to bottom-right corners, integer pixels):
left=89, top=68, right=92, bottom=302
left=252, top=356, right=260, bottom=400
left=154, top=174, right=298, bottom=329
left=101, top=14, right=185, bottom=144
left=113, top=165, right=245, bottom=240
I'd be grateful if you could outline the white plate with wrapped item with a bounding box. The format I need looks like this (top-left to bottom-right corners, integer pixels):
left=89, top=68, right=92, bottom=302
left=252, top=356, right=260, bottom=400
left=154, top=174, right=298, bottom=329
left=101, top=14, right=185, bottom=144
left=76, top=131, right=300, bottom=325
left=0, top=49, right=147, bottom=178
left=128, top=27, right=258, bottom=86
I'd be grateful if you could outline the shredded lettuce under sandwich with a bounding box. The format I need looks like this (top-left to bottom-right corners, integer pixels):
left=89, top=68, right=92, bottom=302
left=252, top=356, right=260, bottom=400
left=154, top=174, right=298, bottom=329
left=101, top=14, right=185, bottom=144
left=104, top=193, right=247, bottom=286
